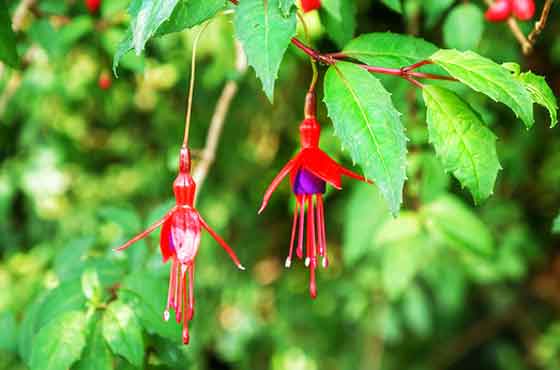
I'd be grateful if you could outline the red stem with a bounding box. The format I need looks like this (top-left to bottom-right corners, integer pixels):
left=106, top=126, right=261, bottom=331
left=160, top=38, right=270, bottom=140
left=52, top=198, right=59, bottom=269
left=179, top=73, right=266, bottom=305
left=230, top=0, right=457, bottom=88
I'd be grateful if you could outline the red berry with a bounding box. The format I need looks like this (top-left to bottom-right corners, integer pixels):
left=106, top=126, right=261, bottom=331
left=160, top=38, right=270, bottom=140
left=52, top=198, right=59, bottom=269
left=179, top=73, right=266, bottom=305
left=98, top=72, right=111, bottom=90
left=85, top=0, right=101, bottom=14
left=485, top=0, right=512, bottom=22
left=301, top=0, right=321, bottom=13
left=512, top=0, right=536, bottom=21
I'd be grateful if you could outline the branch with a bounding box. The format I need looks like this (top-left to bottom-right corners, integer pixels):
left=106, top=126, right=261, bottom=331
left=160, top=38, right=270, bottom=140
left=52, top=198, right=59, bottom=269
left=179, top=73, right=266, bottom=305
left=192, top=40, right=248, bottom=200
left=524, top=0, right=555, bottom=54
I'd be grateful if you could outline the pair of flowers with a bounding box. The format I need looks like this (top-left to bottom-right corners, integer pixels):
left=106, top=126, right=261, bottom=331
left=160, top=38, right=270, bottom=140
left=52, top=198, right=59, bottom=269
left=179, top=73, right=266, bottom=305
left=115, top=92, right=368, bottom=344
left=485, top=0, right=535, bottom=22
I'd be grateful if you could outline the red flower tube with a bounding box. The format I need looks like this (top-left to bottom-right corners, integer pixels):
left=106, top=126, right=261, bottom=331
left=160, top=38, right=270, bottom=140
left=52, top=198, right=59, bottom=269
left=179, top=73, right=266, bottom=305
left=114, top=147, right=244, bottom=344
left=258, top=92, right=369, bottom=299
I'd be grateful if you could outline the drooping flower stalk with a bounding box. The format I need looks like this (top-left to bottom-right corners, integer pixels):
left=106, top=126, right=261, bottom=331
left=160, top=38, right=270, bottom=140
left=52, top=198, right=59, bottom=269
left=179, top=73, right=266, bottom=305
left=115, top=147, right=244, bottom=344
left=259, top=91, right=369, bottom=298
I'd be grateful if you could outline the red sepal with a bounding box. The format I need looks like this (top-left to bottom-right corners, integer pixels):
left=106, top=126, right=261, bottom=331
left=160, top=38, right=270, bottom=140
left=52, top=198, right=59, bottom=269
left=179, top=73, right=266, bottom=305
left=160, top=217, right=174, bottom=262
left=301, top=0, right=321, bottom=13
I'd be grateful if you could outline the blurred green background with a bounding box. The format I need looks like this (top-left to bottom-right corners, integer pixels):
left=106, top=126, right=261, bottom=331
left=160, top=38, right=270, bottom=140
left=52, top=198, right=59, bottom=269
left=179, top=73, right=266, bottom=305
left=1, top=0, right=560, bottom=369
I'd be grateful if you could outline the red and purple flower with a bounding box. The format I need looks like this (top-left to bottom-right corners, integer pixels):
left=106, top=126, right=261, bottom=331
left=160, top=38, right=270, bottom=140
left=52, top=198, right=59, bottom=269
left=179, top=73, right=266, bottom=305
left=258, top=93, right=368, bottom=299
left=115, top=147, right=244, bottom=344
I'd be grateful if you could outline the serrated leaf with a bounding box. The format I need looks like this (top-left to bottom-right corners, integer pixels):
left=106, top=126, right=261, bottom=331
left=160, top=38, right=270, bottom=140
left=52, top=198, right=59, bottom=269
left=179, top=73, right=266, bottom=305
left=0, top=1, right=19, bottom=68
left=156, top=0, right=226, bottom=35
left=443, top=4, right=484, bottom=51
left=430, top=49, right=534, bottom=128
left=234, top=0, right=296, bottom=102
left=120, top=271, right=181, bottom=341
left=29, top=311, right=87, bottom=370
left=36, top=281, right=87, bottom=330
left=102, top=301, right=144, bottom=367
left=514, top=71, right=558, bottom=127
left=324, top=62, right=407, bottom=215
left=131, top=0, right=180, bottom=54
left=278, top=0, right=294, bottom=16
left=113, top=0, right=224, bottom=74
left=380, top=0, right=402, bottom=13
left=343, top=32, right=439, bottom=69
left=421, top=195, right=493, bottom=256
left=74, top=317, right=113, bottom=370
left=423, top=85, right=501, bottom=202
left=320, top=0, right=357, bottom=48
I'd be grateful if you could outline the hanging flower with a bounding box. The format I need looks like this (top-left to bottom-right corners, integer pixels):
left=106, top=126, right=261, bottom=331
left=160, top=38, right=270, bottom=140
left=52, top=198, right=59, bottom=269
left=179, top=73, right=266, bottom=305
left=115, top=147, right=244, bottom=344
left=258, top=93, right=368, bottom=299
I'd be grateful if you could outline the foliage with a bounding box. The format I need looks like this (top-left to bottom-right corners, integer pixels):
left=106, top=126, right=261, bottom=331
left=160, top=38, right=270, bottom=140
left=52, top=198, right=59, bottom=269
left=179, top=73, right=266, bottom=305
left=1, top=0, right=560, bottom=370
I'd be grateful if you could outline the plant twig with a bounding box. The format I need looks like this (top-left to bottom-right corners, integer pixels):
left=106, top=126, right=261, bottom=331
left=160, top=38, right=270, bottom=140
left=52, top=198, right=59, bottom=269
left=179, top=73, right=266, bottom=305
left=524, top=0, right=555, bottom=54
left=192, top=41, right=248, bottom=199
left=483, top=0, right=532, bottom=53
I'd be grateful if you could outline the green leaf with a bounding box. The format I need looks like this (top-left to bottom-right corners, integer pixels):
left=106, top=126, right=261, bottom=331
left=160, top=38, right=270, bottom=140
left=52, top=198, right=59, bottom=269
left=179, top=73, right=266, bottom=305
left=29, top=311, right=87, bottom=370
left=18, top=295, right=46, bottom=365
left=121, top=271, right=182, bottom=341
left=114, top=0, right=224, bottom=74
left=443, top=4, right=484, bottom=51
left=81, top=269, right=103, bottom=303
left=74, top=317, right=113, bottom=370
left=0, top=1, right=19, bottom=68
left=130, top=0, right=180, bottom=54
left=514, top=71, right=558, bottom=127
left=343, top=183, right=390, bottom=265
left=278, top=0, right=294, bottom=16
left=423, top=85, right=501, bottom=202
left=380, top=0, right=402, bottom=13
left=102, top=301, right=144, bottom=367
left=401, top=285, right=432, bottom=337
left=430, top=49, right=534, bottom=128
left=36, top=281, right=87, bottom=330
left=234, top=0, right=297, bottom=102
left=343, top=32, right=438, bottom=69
left=156, top=0, right=226, bottom=35
left=320, top=0, right=357, bottom=48
left=0, top=311, right=17, bottom=352
left=422, top=0, right=455, bottom=28
left=421, top=195, right=494, bottom=256
left=553, top=212, right=560, bottom=234
left=324, top=62, right=407, bottom=215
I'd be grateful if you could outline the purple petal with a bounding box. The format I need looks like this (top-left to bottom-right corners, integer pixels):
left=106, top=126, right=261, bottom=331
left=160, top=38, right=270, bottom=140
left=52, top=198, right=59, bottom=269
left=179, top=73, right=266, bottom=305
left=293, top=169, right=326, bottom=195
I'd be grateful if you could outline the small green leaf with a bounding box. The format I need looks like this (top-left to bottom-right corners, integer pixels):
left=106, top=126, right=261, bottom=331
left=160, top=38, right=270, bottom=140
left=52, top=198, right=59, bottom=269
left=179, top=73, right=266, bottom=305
left=278, top=0, right=294, bottom=16
left=343, top=32, right=438, bottom=68
left=102, top=301, right=144, bottom=367
left=74, top=317, right=113, bottom=370
left=0, top=1, right=19, bottom=68
left=320, top=0, right=357, bottom=48
left=380, top=0, right=402, bottom=13
left=401, top=285, right=432, bottom=337
left=514, top=71, right=558, bottom=127
left=421, top=195, right=494, bottom=256
left=430, top=49, right=534, bottom=128
left=423, top=85, right=501, bottom=202
left=324, top=62, right=407, bottom=215
left=18, top=295, right=46, bottom=365
left=81, top=269, right=102, bottom=302
left=443, top=4, right=484, bottom=51
left=29, top=311, right=87, bottom=370
left=234, top=0, right=297, bottom=102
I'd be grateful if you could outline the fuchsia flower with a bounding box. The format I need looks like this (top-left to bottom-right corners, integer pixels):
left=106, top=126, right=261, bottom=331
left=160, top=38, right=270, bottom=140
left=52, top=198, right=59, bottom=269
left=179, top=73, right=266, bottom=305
left=115, top=147, right=244, bottom=344
left=258, top=93, right=369, bottom=299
